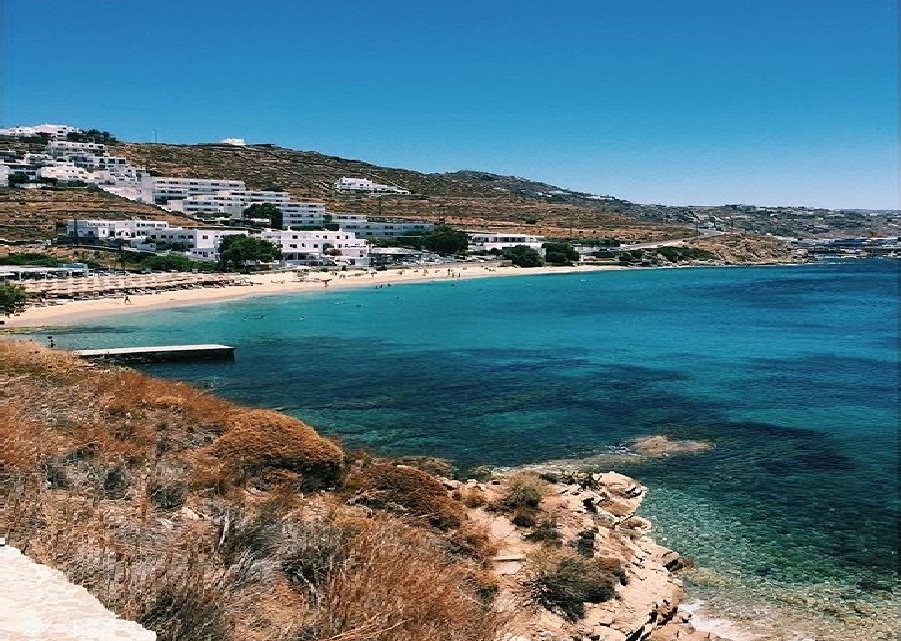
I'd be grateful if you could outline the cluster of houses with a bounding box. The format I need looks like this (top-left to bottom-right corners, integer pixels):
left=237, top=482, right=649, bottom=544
left=3, top=123, right=548, bottom=268
left=63, top=215, right=547, bottom=269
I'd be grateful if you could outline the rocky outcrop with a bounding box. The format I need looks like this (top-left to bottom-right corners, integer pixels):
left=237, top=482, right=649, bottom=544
left=451, top=470, right=730, bottom=641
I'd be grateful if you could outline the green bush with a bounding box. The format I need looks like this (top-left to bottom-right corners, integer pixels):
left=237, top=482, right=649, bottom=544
left=503, top=245, right=544, bottom=268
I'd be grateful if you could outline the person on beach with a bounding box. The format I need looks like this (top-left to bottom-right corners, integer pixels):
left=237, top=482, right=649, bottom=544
left=124, top=294, right=132, bottom=304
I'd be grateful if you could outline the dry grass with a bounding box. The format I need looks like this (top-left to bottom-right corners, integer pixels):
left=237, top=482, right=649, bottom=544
left=206, top=409, right=344, bottom=490
left=343, top=461, right=464, bottom=529
left=0, top=340, right=502, bottom=641
left=0, top=186, right=196, bottom=241
left=526, top=548, right=624, bottom=621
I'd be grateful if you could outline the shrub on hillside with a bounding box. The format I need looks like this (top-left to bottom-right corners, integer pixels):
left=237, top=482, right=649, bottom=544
left=344, top=462, right=463, bottom=529
left=500, top=472, right=545, bottom=510
left=208, top=410, right=344, bottom=490
left=525, top=519, right=563, bottom=544
left=294, top=516, right=500, bottom=641
left=444, top=520, right=498, bottom=562
left=527, top=549, right=623, bottom=621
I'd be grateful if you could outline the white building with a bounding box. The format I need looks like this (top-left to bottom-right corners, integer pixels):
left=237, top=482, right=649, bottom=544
left=167, top=190, right=327, bottom=227
left=331, top=213, right=434, bottom=238
left=0, top=123, right=82, bottom=139
left=219, top=138, right=246, bottom=146
left=152, top=177, right=246, bottom=202
left=38, top=165, right=96, bottom=184
left=63, top=219, right=171, bottom=240
left=261, top=229, right=369, bottom=267
left=467, top=232, right=545, bottom=252
left=167, top=189, right=290, bottom=215
left=98, top=173, right=155, bottom=204
left=0, top=165, right=9, bottom=188
left=47, top=140, right=107, bottom=157
left=143, top=227, right=248, bottom=261
left=335, top=176, right=410, bottom=195
left=22, top=153, right=55, bottom=167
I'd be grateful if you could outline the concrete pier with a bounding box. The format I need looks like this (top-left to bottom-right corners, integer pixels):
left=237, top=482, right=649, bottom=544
left=74, top=344, right=235, bottom=364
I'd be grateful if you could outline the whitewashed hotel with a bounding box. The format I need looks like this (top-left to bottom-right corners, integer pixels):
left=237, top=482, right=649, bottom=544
left=262, top=229, right=369, bottom=267
left=467, top=232, right=546, bottom=252
left=335, top=176, right=410, bottom=195
left=0, top=123, right=81, bottom=139
left=63, top=219, right=171, bottom=240
left=331, top=213, right=434, bottom=238
left=166, top=190, right=327, bottom=227
left=152, top=177, right=246, bottom=202
left=47, top=140, right=107, bottom=157
left=143, top=227, right=248, bottom=261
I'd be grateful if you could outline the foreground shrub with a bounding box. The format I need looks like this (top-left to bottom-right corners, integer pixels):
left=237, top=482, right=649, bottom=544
left=527, top=549, right=622, bottom=621
left=139, top=576, right=229, bottom=641
left=298, top=516, right=500, bottom=641
left=208, top=410, right=344, bottom=490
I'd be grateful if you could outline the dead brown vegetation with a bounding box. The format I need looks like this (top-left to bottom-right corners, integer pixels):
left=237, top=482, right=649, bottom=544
left=343, top=461, right=464, bottom=529
left=0, top=341, right=500, bottom=641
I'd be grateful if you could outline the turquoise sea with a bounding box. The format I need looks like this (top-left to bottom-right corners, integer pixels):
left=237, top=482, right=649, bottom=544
left=42, top=260, right=899, bottom=638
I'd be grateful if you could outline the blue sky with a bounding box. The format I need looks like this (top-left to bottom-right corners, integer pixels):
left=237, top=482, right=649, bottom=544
left=3, top=1, right=898, bottom=209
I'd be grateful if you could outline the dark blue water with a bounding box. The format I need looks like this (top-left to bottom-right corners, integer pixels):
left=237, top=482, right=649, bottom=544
left=44, top=261, right=899, bottom=637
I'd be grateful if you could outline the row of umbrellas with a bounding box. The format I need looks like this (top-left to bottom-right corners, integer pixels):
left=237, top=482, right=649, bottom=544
left=22, top=273, right=244, bottom=299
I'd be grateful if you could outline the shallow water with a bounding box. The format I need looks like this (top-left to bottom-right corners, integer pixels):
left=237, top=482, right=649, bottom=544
left=43, top=260, right=900, bottom=638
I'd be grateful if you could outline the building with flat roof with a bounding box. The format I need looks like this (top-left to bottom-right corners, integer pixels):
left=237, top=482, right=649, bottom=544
left=262, top=229, right=369, bottom=267
left=152, top=177, right=246, bottom=203
left=0, top=123, right=82, bottom=139
left=63, top=219, right=172, bottom=240
left=47, top=140, right=107, bottom=157
left=143, top=227, right=248, bottom=261
left=335, top=176, right=410, bottom=195
left=331, top=213, right=434, bottom=238
left=467, top=232, right=545, bottom=252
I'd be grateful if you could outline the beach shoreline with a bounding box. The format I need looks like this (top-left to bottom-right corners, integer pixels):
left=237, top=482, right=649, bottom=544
left=2, top=263, right=625, bottom=329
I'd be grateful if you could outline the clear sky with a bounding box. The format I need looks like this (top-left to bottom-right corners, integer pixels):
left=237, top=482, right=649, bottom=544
left=3, top=1, right=898, bottom=209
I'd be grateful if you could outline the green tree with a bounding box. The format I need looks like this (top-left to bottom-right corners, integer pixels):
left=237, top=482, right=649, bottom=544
left=218, top=235, right=281, bottom=271
left=542, top=242, right=580, bottom=266
left=243, top=203, right=284, bottom=229
left=423, top=225, right=469, bottom=255
left=8, top=173, right=30, bottom=187
left=139, top=254, right=215, bottom=272
left=504, top=245, right=544, bottom=268
left=0, top=281, right=28, bottom=316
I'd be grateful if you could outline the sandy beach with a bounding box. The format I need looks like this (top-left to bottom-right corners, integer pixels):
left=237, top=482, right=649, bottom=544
left=3, top=263, right=623, bottom=329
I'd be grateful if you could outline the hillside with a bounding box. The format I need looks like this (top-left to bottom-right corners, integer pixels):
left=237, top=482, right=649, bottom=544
left=110, top=143, right=899, bottom=240
left=0, top=340, right=720, bottom=641
left=111, top=142, right=689, bottom=242
left=0, top=187, right=198, bottom=241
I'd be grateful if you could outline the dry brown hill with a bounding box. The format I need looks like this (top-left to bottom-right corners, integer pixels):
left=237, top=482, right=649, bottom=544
left=111, top=142, right=689, bottom=242
left=0, top=187, right=198, bottom=241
